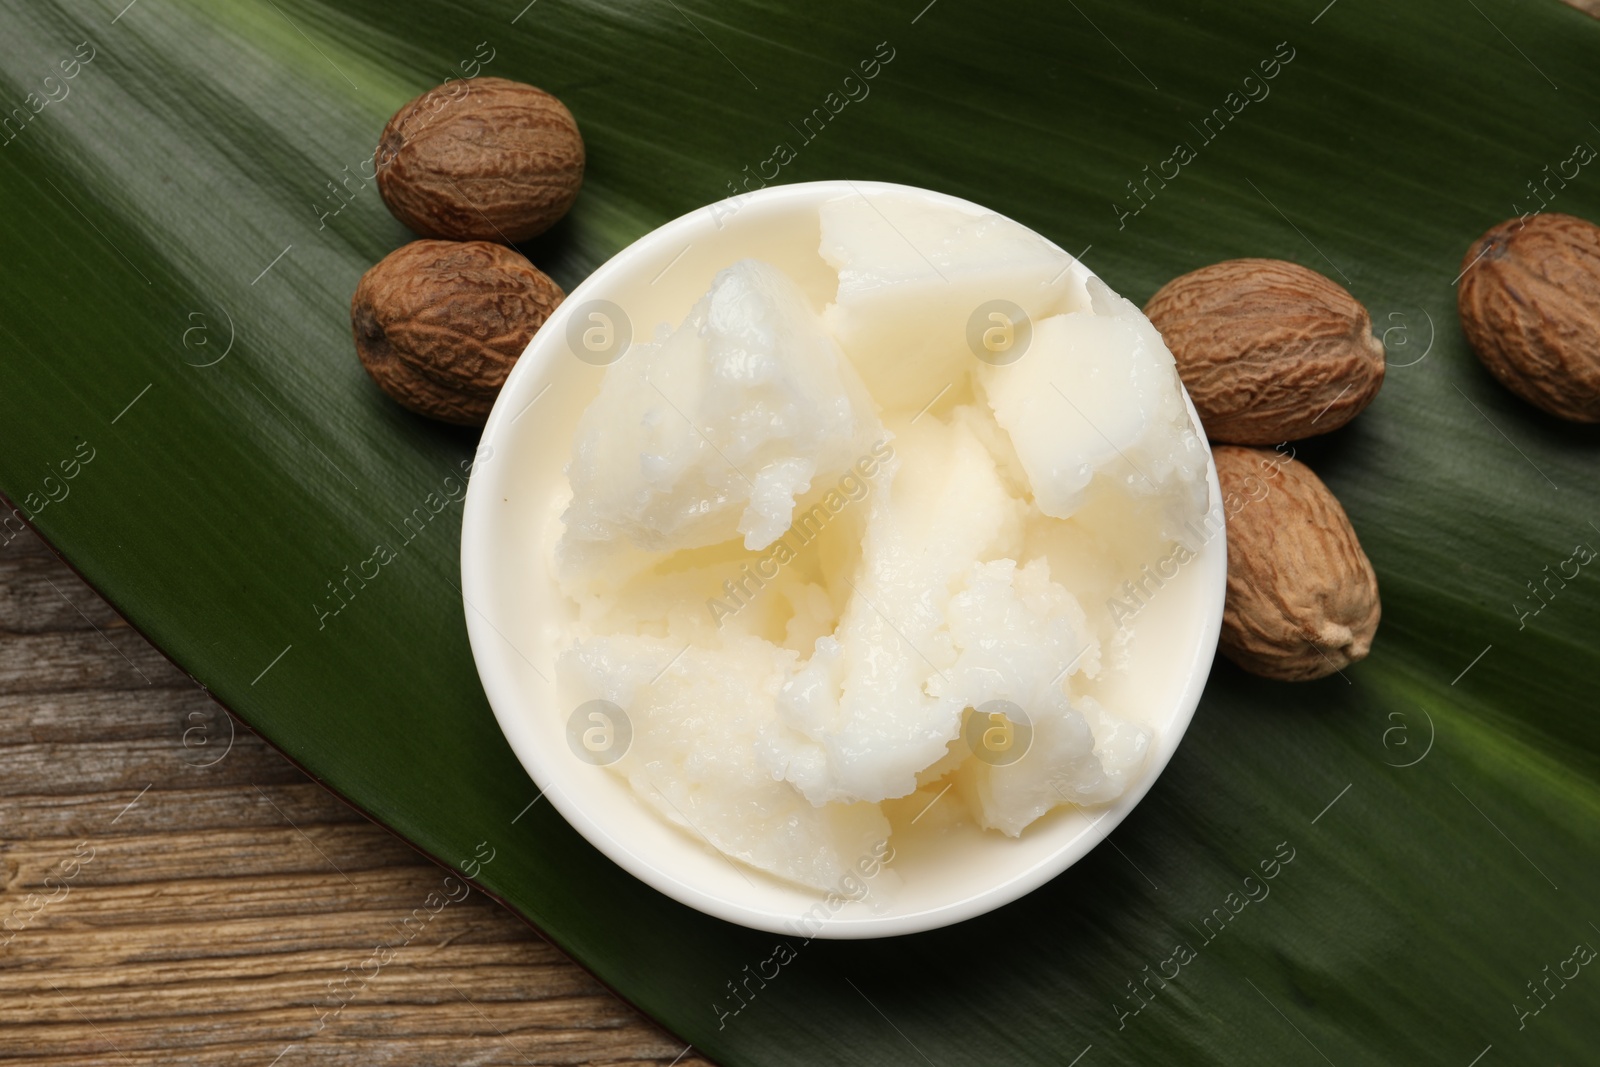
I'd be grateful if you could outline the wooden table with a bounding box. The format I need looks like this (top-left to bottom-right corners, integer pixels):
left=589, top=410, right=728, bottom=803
left=0, top=526, right=709, bottom=1066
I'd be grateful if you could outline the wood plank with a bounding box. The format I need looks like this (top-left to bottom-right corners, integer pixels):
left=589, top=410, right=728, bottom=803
left=0, top=552, right=122, bottom=634
left=0, top=687, right=224, bottom=743
left=0, top=629, right=189, bottom=693
left=0, top=525, right=710, bottom=1067
left=1, top=783, right=363, bottom=837
left=0, top=737, right=311, bottom=795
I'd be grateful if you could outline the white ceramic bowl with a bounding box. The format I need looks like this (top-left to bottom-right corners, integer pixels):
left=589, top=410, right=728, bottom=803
left=460, top=180, right=1226, bottom=939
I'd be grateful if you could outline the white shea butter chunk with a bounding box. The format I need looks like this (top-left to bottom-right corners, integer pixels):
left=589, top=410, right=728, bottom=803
left=819, top=193, right=1090, bottom=410
left=559, top=632, right=889, bottom=892
left=560, top=259, right=880, bottom=557
left=761, top=416, right=1031, bottom=806
left=978, top=277, right=1210, bottom=533
left=944, top=559, right=1146, bottom=836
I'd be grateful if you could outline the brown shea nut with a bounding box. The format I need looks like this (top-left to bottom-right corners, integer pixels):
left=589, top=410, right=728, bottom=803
left=1145, top=259, right=1386, bottom=445
left=350, top=240, right=564, bottom=426
left=375, top=76, right=584, bottom=242
left=1457, top=212, right=1600, bottom=422
left=1214, top=445, right=1380, bottom=682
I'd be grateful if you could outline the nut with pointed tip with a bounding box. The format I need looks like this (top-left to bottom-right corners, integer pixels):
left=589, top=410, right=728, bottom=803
left=350, top=240, right=564, bottom=426
left=1145, top=259, right=1385, bottom=445
left=1457, top=212, right=1600, bottom=423
left=1214, top=445, right=1380, bottom=681
left=376, top=76, right=584, bottom=243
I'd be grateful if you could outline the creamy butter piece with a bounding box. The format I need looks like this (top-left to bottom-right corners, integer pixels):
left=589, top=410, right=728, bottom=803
left=559, top=632, right=890, bottom=890
left=977, top=278, right=1210, bottom=537
left=554, top=193, right=1209, bottom=892
left=760, top=413, right=1027, bottom=807
left=560, top=258, right=880, bottom=560
left=819, top=194, right=1090, bottom=410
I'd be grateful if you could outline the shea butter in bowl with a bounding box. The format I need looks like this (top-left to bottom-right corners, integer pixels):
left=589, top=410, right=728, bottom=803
left=461, top=180, right=1226, bottom=938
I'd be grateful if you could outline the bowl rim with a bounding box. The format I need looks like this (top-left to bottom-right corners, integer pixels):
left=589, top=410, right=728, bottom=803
left=460, top=178, right=1226, bottom=938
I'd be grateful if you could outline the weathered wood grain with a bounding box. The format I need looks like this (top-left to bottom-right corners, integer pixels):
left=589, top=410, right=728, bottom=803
left=0, top=527, right=709, bottom=1067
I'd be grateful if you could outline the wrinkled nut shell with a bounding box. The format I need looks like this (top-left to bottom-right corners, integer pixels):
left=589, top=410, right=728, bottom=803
left=1457, top=212, right=1600, bottom=423
left=1214, top=445, right=1380, bottom=682
left=376, top=76, right=584, bottom=242
left=1145, top=259, right=1385, bottom=445
left=351, top=240, right=564, bottom=425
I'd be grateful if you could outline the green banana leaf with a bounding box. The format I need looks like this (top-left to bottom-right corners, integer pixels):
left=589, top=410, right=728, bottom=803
left=4, top=0, right=1599, bottom=1062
